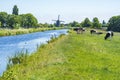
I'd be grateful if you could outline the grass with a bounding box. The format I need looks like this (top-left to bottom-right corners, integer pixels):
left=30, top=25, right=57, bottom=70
left=1, top=29, right=120, bottom=80
left=7, top=50, right=29, bottom=70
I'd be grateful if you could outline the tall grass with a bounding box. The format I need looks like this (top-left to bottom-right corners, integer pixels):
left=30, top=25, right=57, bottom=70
left=1, top=29, right=120, bottom=80
left=7, top=50, right=29, bottom=70
left=0, top=27, right=64, bottom=37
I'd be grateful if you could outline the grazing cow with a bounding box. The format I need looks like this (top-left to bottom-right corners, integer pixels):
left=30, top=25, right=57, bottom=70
left=73, top=27, right=85, bottom=34
left=104, top=31, right=114, bottom=40
left=90, top=30, right=96, bottom=34
left=90, top=30, right=103, bottom=35
left=96, top=32, right=103, bottom=35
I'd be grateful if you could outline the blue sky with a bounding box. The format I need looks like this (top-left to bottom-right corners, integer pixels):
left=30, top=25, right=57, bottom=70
left=0, top=0, right=120, bottom=23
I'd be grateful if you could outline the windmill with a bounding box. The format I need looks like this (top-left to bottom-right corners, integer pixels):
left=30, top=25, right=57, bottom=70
left=52, top=15, right=64, bottom=27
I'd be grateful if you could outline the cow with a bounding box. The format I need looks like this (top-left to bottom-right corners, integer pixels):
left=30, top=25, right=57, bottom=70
left=73, top=27, right=85, bottom=34
left=96, top=32, right=103, bottom=35
left=90, top=30, right=103, bottom=35
left=90, top=30, right=96, bottom=34
left=104, top=31, right=114, bottom=40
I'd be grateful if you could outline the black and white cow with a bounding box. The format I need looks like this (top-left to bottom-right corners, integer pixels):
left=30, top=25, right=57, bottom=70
left=104, top=31, right=114, bottom=40
left=90, top=30, right=96, bottom=34
left=90, top=30, right=103, bottom=35
left=73, top=27, right=85, bottom=34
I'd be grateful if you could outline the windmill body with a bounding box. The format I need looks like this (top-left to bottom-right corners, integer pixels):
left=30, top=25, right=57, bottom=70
left=52, top=15, right=64, bottom=27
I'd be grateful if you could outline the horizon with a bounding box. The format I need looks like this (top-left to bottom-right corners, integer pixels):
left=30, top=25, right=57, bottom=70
left=0, top=0, right=120, bottom=24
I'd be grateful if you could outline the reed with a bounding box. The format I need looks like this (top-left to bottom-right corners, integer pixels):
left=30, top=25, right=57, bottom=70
left=0, top=27, right=64, bottom=37
left=7, top=50, right=28, bottom=70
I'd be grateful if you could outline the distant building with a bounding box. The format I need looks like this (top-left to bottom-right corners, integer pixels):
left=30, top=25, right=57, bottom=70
left=52, top=15, right=64, bottom=27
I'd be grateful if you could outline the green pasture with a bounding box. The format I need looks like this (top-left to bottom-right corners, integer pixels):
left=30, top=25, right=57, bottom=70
left=1, top=29, right=120, bottom=80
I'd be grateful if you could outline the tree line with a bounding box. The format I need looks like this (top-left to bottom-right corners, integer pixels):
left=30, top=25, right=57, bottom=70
left=0, top=5, right=55, bottom=29
left=68, top=17, right=107, bottom=28
left=68, top=15, right=120, bottom=32
left=0, top=5, right=39, bottom=29
left=61, top=16, right=120, bottom=32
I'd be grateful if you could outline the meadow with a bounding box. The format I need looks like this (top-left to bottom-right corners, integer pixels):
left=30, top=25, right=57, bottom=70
left=1, top=29, right=120, bottom=80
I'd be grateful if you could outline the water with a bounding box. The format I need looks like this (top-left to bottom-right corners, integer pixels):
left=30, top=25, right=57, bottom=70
left=0, top=29, right=68, bottom=76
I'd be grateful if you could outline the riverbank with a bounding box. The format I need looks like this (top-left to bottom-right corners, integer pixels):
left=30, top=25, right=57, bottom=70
left=1, top=30, right=120, bottom=80
left=0, top=27, right=66, bottom=37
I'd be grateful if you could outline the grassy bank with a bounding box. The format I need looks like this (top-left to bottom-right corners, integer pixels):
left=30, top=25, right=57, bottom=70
left=1, top=30, right=120, bottom=80
left=0, top=27, right=65, bottom=37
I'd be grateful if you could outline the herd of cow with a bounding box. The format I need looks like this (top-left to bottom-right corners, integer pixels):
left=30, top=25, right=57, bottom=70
left=73, top=27, right=114, bottom=40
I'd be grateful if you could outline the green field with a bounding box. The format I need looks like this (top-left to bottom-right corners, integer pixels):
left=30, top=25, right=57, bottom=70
left=1, top=29, right=120, bottom=80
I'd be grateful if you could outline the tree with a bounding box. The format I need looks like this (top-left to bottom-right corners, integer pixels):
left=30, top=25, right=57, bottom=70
left=12, top=5, right=19, bottom=15
left=107, top=16, right=120, bottom=32
left=70, top=21, right=81, bottom=27
left=92, top=17, right=101, bottom=28
left=0, top=12, right=8, bottom=28
left=81, top=18, right=92, bottom=27
left=48, top=24, right=54, bottom=28
left=43, top=23, right=49, bottom=27
left=7, top=14, right=21, bottom=29
left=60, top=24, right=64, bottom=27
left=20, top=14, right=27, bottom=28
left=102, top=20, right=108, bottom=27
left=20, top=13, right=38, bottom=28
